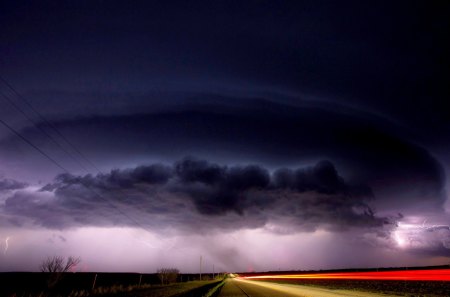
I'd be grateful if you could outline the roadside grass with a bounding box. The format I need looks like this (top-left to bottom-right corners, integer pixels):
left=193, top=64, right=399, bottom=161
left=202, top=280, right=226, bottom=297
left=6, top=281, right=220, bottom=297
left=88, top=280, right=220, bottom=297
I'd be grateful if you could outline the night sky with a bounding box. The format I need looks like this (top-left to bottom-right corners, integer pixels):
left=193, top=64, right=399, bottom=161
left=0, top=1, right=449, bottom=273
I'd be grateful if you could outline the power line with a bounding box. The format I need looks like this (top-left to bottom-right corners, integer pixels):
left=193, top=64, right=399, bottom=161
left=0, top=76, right=156, bottom=234
left=0, top=118, right=69, bottom=172
left=0, top=115, right=152, bottom=232
left=0, top=91, right=90, bottom=173
left=0, top=75, right=100, bottom=172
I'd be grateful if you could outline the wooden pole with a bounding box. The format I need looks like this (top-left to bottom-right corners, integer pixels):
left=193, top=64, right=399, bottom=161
left=200, top=256, right=202, bottom=281
left=139, top=274, right=142, bottom=287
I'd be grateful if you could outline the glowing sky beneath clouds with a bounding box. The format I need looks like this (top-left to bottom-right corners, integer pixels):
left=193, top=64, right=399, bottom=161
left=1, top=227, right=448, bottom=273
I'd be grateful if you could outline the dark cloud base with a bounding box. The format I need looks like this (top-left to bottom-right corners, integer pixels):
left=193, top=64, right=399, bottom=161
left=1, top=96, right=445, bottom=214
left=0, top=178, right=27, bottom=191
left=3, top=158, right=390, bottom=233
left=45, top=100, right=446, bottom=212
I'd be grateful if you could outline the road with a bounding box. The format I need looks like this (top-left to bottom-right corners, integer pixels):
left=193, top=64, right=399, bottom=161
left=218, top=278, right=394, bottom=297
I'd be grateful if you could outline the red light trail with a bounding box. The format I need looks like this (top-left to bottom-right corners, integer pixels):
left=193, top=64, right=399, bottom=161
left=242, top=269, right=450, bottom=281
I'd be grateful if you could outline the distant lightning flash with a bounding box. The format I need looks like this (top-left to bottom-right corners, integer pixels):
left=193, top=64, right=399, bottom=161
left=4, top=237, right=10, bottom=254
left=393, top=221, right=450, bottom=248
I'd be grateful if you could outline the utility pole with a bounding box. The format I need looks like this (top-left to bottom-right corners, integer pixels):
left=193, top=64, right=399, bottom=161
left=213, top=264, right=215, bottom=279
left=200, top=255, right=202, bottom=281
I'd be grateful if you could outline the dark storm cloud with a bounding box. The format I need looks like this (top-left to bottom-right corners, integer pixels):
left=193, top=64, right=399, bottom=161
left=44, top=163, right=173, bottom=190
left=1, top=1, right=448, bottom=137
left=0, top=0, right=447, bottom=217
left=0, top=178, right=27, bottom=191
left=174, top=159, right=270, bottom=215
left=272, top=160, right=371, bottom=196
left=12, top=97, right=442, bottom=213
left=2, top=158, right=388, bottom=232
left=0, top=0, right=448, bottom=272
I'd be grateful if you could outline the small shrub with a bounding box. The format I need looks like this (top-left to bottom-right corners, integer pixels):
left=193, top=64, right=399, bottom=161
left=157, top=268, right=180, bottom=285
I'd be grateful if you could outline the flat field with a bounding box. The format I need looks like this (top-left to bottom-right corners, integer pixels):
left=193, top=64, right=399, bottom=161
left=0, top=272, right=219, bottom=297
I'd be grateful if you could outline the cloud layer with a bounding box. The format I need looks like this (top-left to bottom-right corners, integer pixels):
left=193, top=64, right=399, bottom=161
left=2, top=97, right=444, bottom=213
left=3, top=158, right=388, bottom=233
left=0, top=178, right=27, bottom=191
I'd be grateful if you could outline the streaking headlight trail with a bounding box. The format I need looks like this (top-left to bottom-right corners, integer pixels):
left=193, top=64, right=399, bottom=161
left=242, top=269, right=450, bottom=281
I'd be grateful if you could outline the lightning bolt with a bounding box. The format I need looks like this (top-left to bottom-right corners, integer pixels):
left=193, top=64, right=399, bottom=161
left=4, top=237, right=10, bottom=254
left=138, top=239, right=158, bottom=249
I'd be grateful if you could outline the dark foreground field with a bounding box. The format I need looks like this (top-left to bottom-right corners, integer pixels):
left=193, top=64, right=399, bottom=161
left=3, top=270, right=450, bottom=297
left=0, top=272, right=222, bottom=297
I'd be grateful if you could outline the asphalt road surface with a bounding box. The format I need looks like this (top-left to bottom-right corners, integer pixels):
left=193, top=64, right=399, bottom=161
left=218, top=278, right=394, bottom=297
